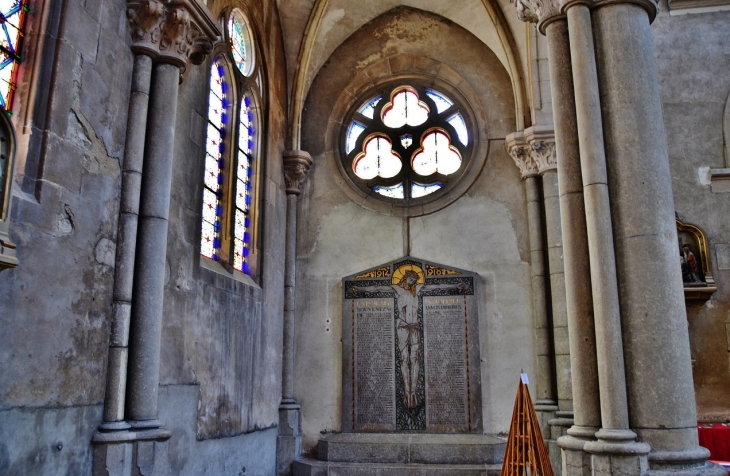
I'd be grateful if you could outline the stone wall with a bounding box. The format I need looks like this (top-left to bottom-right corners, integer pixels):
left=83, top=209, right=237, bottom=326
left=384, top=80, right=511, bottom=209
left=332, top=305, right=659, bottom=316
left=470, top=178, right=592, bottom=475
left=296, top=7, right=533, bottom=452
left=652, top=5, right=730, bottom=422
left=0, top=0, right=289, bottom=474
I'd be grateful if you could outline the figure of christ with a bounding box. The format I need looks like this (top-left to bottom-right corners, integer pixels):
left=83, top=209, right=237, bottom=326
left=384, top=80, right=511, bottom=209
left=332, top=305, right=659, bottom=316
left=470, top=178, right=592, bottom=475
left=352, top=271, right=467, bottom=409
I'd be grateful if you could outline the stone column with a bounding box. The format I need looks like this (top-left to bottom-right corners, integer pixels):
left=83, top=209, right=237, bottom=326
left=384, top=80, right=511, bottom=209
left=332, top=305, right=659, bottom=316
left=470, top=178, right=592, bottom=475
left=527, top=129, right=572, bottom=414
left=507, top=132, right=558, bottom=425
left=93, top=2, right=219, bottom=475
left=527, top=126, right=575, bottom=471
left=592, top=3, right=721, bottom=473
left=98, top=53, right=153, bottom=434
left=124, top=0, right=217, bottom=430
left=563, top=4, right=651, bottom=472
left=277, top=151, right=313, bottom=476
left=541, top=15, right=602, bottom=476
left=125, top=60, right=181, bottom=427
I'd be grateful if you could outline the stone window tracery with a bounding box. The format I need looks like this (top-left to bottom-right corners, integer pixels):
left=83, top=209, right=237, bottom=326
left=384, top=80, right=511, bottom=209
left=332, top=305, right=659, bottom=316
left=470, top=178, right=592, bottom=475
left=200, top=7, right=261, bottom=276
left=342, top=83, right=473, bottom=203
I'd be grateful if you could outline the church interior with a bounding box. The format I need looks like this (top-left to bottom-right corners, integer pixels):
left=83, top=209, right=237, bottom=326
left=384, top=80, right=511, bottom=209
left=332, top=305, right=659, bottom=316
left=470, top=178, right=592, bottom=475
left=0, top=0, right=729, bottom=475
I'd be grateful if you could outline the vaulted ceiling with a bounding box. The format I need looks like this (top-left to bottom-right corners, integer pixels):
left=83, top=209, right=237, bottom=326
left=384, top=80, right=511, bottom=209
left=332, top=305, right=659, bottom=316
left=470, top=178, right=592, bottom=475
left=274, top=0, right=531, bottom=149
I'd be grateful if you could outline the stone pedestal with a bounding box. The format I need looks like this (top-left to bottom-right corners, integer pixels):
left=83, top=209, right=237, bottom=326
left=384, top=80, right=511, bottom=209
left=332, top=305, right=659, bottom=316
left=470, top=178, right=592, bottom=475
left=277, top=403, right=302, bottom=476
left=294, top=433, right=505, bottom=475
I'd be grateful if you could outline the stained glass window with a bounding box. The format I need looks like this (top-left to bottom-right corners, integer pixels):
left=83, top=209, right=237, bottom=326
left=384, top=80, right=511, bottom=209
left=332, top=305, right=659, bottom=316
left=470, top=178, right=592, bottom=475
left=353, top=135, right=401, bottom=180
left=343, top=84, right=470, bottom=202
left=228, top=9, right=254, bottom=77
left=201, top=58, right=226, bottom=261
left=346, top=122, right=366, bottom=154
left=412, top=131, right=462, bottom=176
left=374, top=183, right=404, bottom=199
left=412, top=182, right=442, bottom=198
left=358, top=96, right=381, bottom=119
left=0, top=0, right=28, bottom=112
left=382, top=88, right=429, bottom=128
left=426, top=89, right=452, bottom=114
left=447, top=113, right=469, bottom=145
left=232, top=95, right=254, bottom=273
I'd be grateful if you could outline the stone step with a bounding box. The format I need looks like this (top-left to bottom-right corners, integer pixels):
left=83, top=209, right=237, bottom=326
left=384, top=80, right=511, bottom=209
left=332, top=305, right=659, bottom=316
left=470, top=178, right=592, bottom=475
left=293, top=458, right=502, bottom=476
left=316, top=433, right=506, bottom=465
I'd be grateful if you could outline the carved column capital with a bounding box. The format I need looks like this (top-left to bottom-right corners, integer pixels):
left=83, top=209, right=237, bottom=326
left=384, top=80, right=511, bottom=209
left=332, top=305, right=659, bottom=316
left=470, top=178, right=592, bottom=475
left=524, top=126, right=557, bottom=174
left=507, top=132, right=539, bottom=179
left=283, top=150, right=314, bottom=195
left=126, top=0, right=221, bottom=71
left=531, top=141, right=557, bottom=174
left=512, top=0, right=563, bottom=33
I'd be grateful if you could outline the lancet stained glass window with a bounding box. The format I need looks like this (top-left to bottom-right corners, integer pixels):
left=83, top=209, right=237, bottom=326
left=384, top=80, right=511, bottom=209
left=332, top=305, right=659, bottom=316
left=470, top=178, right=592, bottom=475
left=343, top=84, right=471, bottom=202
left=233, top=95, right=254, bottom=273
left=201, top=58, right=226, bottom=261
left=200, top=10, right=261, bottom=277
left=0, top=0, right=28, bottom=112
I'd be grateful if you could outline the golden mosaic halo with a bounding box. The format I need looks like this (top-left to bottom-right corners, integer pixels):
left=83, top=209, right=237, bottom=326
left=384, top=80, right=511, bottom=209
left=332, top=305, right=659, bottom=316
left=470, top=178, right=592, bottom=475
left=392, top=264, right=425, bottom=285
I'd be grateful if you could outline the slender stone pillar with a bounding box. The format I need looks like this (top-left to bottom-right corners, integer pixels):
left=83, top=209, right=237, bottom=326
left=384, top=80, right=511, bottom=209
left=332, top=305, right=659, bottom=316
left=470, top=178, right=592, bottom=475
left=277, top=151, right=313, bottom=476
left=99, top=53, right=153, bottom=433
left=528, top=128, right=575, bottom=472
left=507, top=132, right=558, bottom=422
left=94, top=3, right=219, bottom=475
left=527, top=129, right=572, bottom=415
left=542, top=18, right=602, bottom=476
left=563, top=4, right=651, bottom=473
left=592, top=4, right=721, bottom=473
left=125, top=61, right=181, bottom=427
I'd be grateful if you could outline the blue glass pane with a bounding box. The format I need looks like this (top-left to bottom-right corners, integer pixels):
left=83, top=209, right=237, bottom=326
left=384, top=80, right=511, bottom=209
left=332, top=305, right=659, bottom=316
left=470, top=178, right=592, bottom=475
left=426, top=89, right=453, bottom=114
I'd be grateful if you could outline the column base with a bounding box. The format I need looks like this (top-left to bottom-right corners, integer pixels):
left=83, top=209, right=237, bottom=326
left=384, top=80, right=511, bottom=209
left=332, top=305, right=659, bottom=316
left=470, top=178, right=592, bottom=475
left=535, top=401, right=560, bottom=439
left=92, top=439, right=171, bottom=476
left=558, top=426, right=598, bottom=476
left=549, top=412, right=574, bottom=474
left=584, top=429, right=650, bottom=476
left=277, top=401, right=302, bottom=476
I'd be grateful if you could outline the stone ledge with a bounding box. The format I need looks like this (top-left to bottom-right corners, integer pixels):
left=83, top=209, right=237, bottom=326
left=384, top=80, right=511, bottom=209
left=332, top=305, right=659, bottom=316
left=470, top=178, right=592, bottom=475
left=317, top=433, right=506, bottom=465
left=293, top=457, right=502, bottom=476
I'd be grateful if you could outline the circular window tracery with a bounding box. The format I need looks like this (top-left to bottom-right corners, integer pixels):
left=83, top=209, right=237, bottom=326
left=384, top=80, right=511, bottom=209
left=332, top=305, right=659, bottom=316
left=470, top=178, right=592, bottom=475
left=343, top=84, right=472, bottom=202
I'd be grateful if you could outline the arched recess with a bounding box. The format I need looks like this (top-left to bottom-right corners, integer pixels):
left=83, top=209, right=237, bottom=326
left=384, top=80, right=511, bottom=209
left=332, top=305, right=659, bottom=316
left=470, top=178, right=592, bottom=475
left=287, top=0, right=528, bottom=151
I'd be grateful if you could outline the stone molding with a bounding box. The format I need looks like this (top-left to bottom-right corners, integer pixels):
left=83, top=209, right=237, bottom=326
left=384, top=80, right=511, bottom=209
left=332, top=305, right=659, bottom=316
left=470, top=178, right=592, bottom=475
left=532, top=141, right=557, bottom=174
left=283, top=150, right=314, bottom=195
left=126, top=0, right=221, bottom=71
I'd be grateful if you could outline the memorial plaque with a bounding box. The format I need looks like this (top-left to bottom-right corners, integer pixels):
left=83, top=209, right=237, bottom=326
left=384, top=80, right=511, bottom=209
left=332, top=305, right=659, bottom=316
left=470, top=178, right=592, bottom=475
left=354, top=298, right=395, bottom=430
left=424, top=296, right=468, bottom=431
left=342, top=257, right=482, bottom=433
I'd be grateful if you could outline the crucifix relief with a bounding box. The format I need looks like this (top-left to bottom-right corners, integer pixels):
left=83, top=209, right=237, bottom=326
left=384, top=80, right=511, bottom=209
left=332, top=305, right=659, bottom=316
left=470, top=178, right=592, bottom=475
left=342, top=258, right=483, bottom=433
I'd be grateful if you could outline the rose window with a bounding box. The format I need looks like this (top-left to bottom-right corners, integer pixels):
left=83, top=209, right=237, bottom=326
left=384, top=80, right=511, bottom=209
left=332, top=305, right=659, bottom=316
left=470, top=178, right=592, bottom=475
left=344, top=85, right=471, bottom=201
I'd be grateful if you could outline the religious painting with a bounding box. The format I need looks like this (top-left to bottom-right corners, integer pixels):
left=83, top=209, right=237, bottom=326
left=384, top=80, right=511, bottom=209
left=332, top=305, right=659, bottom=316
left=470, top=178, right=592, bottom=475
left=677, top=218, right=717, bottom=301
left=341, top=257, right=483, bottom=434
left=679, top=234, right=704, bottom=284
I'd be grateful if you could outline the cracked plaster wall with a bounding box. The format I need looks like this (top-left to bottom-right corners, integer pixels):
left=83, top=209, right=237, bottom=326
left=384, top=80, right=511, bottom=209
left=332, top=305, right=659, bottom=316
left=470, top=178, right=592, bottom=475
left=0, top=0, right=288, bottom=474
